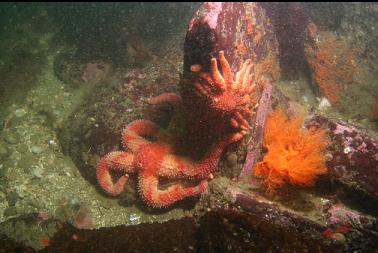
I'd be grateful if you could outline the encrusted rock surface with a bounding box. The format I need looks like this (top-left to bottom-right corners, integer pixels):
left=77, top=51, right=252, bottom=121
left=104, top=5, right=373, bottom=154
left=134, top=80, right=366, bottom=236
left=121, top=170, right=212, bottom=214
left=1, top=3, right=377, bottom=253
left=307, top=115, right=378, bottom=214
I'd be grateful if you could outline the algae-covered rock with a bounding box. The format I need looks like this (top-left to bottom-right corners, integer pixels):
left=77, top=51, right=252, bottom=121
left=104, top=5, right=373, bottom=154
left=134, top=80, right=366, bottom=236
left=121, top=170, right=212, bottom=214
left=1, top=2, right=377, bottom=253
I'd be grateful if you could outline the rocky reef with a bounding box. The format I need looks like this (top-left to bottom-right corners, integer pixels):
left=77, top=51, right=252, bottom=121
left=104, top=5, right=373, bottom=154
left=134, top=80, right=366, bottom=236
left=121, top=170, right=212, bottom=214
left=0, top=2, right=377, bottom=253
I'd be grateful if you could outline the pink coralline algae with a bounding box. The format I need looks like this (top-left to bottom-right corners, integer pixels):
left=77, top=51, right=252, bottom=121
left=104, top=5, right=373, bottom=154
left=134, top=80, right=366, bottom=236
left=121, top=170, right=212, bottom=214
left=189, top=2, right=222, bottom=30
left=322, top=204, right=377, bottom=239
left=306, top=116, right=378, bottom=195
left=202, top=2, right=222, bottom=29
left=326, top=205, right=365, bottom=228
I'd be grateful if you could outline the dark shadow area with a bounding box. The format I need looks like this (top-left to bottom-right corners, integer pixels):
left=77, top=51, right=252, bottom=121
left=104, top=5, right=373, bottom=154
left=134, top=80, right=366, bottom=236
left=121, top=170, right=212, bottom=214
left=4, top=208, right=376, bottom=253
left=0, top=4, right=51, bottom=115
left=48, top=3, right=201, bottom=67
left=261, top=3, right=312, bottom=81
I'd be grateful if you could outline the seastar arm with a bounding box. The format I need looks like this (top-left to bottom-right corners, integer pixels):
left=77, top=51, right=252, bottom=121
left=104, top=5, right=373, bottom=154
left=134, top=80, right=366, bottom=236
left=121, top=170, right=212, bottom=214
left=195, top=51, right=235, bottom=93
left=138, top=174, right=208, bottom=208
left=234, top=59, right=252, bottom=89
left=159, top=131, right=247, bottom=180
left=96, top=151, right=135, bottom=196
left=233, top=111, right=252, bottom=130
left=122, top=120, right=162, bottom=152
left=194, top=81, right=213, bottom=99
left=189, top=132, right=247, bottom=179
left=198, top=73, right=215, bottom=87
left=147, top=92, right=182, bottom=106
left=242, top=63, right=253, bottom=90
left=218, top=51, right=233, bottom=87
left=210, top=57, right=226, bottom=91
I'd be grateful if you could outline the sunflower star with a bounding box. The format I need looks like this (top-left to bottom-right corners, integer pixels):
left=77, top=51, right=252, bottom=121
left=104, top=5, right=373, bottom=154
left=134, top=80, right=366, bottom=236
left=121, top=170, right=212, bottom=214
left=96, top=119, right=246, bottom=208
left=96, top=51, right=256, bottom=208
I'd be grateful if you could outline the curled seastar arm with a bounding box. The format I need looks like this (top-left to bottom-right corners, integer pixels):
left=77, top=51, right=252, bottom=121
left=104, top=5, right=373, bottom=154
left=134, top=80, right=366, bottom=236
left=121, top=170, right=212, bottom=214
left=198, top=73, right=215, bottom=87
left=96, top=151, right=135, bottom=196
left=122, top=120, right=162, bottom=152
left=231, top=111, right=252, bottom=130
left=194, top=81, right=213, bottom=99
left=240, top=107, right=255, bottom=117
left=138, top=174, right=208, bottom=208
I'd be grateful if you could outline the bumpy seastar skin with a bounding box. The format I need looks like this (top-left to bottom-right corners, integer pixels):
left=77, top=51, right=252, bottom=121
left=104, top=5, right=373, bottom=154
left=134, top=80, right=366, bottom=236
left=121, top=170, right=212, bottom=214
left=138, top=175, right=209, bottom=209
left=97, top=119, right=246, bottom=208
left=158, top=131, right=246, bottom=180
left=96, top=151, right=135, bottom=196
left=134, top=129, right=246, bottom=208
left=121, top=120, right=164, bottom=152
left=193, top=51, right=256, bottom=130
left=97, top=120, right=165, bottom=198
left=96, top=52, right=255, bottom=208
left=134, top=142, right=209, bottom=208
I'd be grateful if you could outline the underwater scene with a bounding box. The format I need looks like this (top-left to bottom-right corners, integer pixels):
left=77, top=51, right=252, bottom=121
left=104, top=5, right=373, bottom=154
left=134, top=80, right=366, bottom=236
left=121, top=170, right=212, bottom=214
left=0, top=2, right=377, bottom=253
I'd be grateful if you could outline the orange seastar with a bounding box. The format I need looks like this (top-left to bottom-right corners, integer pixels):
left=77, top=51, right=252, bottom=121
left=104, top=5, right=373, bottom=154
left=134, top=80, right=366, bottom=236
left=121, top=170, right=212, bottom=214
left=96, top=52, right=256, bottom=208
left=96, top=120, right=245, bottom=208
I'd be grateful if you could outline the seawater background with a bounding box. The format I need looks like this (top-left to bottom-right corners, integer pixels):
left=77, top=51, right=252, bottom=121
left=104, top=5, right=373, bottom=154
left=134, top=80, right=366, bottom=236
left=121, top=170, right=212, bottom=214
left=0, top=3, right=200, bottom=250
left=0, top=2, right=377, bottom=251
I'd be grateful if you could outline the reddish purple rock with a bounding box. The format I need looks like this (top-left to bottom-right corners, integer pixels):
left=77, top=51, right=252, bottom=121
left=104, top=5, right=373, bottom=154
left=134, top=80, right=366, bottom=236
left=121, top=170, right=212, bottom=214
left=181, top=2, right=279, bottom=157
left=183, top=2, right=278, bottom=76
left=202, top=183, right=378, bottom=252
left=307, top=115, right=378, bottom=213
left=241, top=80, right=273, bottom=178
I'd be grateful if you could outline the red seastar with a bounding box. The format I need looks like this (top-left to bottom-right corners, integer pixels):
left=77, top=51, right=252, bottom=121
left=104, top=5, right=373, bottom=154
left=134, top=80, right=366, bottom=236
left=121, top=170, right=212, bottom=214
left=96, top=51, right=256, bottom=208
left=96, top=119, right=246, bottom=208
